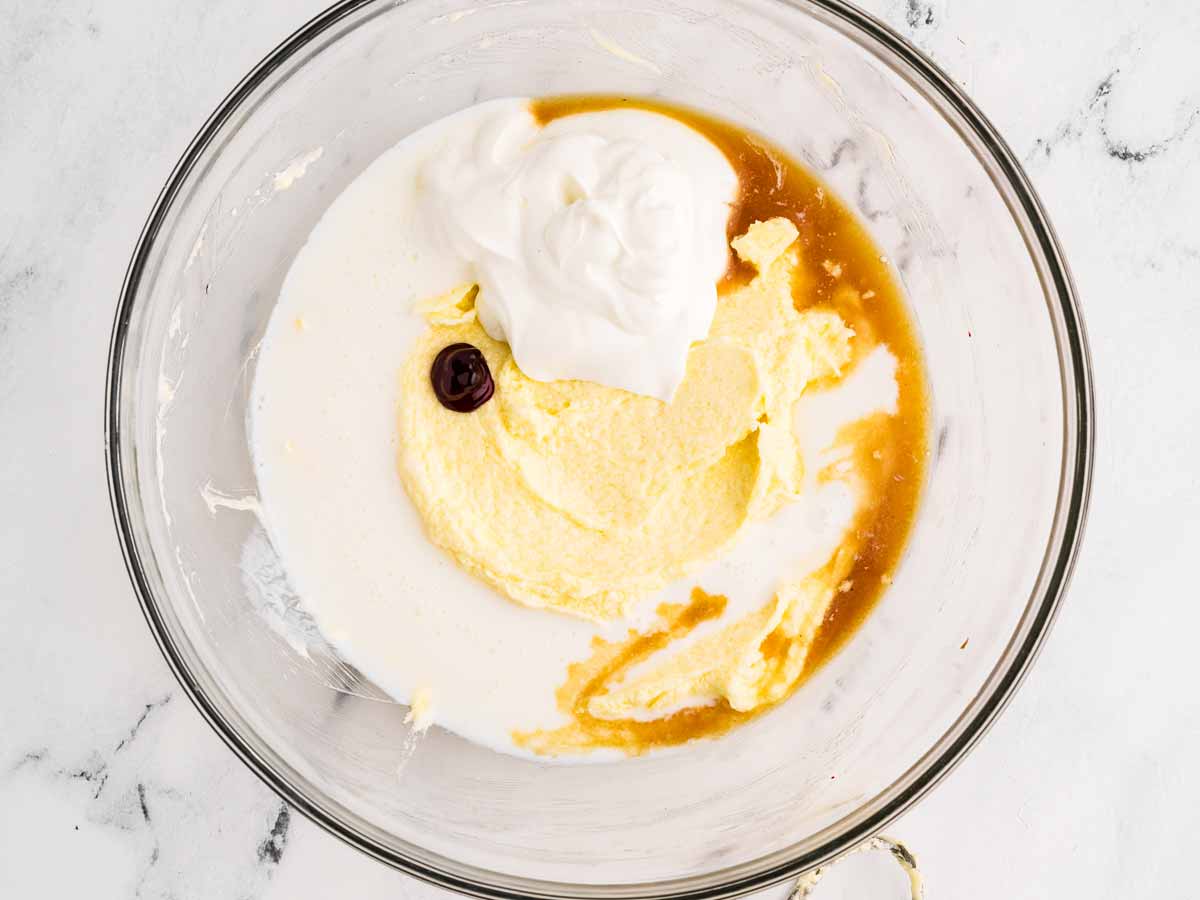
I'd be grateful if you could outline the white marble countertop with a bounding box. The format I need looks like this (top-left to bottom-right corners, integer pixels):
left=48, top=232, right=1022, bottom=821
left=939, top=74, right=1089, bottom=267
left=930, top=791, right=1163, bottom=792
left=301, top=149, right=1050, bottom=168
left=2, top=0, right=1197, bottom=896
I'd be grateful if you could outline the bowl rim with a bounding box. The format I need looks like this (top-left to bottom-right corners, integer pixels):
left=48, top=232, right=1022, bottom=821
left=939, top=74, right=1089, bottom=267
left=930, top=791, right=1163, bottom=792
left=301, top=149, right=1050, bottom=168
left=105, top=0, right=1095, bottom=897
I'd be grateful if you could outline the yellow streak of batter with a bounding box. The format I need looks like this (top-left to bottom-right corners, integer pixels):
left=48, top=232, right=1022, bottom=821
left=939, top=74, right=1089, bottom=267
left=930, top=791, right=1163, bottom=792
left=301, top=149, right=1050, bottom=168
left=513, top=547, right=855, bottom=757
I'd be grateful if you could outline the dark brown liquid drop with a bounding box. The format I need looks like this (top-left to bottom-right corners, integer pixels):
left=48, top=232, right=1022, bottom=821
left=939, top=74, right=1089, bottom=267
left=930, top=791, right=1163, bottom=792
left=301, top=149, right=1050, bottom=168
left=431, top=343, right=494, bottom=412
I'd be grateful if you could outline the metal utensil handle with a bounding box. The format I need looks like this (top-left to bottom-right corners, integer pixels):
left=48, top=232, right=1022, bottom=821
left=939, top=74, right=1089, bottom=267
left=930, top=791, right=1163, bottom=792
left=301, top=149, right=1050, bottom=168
left=789, top=835, right=924, bottom=899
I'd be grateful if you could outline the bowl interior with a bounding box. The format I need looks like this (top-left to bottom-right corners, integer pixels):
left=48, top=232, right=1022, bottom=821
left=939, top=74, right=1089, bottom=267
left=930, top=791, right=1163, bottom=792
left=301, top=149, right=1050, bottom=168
left=110, top=0, right=1085, bottom=895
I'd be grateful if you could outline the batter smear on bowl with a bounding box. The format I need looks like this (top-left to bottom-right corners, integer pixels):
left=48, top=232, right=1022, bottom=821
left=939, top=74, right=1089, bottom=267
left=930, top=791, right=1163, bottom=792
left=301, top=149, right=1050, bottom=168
left=250, top=95, right=928, bottom=759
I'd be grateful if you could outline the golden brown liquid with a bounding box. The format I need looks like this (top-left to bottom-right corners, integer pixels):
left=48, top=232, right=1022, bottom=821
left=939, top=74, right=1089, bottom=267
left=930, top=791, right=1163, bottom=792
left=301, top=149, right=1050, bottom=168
left=519, top=96, right=930, bottom=755
left=515, top=589, right=763, bottom=756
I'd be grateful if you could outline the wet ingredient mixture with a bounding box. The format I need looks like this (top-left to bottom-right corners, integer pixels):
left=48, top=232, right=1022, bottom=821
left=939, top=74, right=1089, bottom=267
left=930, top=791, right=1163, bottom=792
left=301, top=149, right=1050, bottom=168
left=250, top=96, right=928, bottom=759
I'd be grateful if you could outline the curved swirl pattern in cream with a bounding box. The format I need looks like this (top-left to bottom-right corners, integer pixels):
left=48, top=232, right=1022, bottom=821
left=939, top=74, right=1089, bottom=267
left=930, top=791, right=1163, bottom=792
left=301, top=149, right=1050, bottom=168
left=421, top=104, right=737, bottom=401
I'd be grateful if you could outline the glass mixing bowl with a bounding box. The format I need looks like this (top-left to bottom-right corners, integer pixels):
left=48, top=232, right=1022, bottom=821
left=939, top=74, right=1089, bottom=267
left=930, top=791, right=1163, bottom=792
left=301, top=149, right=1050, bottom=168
left=105, top=0, right=1093, bottom=896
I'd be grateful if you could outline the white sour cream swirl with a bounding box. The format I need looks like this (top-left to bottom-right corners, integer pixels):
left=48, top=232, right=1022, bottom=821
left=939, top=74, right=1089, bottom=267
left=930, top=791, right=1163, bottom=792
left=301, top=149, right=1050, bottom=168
left=421, top=103, right=737, bottom=401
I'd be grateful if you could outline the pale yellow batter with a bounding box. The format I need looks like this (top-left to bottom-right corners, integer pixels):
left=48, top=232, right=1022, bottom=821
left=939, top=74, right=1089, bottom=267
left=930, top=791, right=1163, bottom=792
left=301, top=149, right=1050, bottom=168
left=397, top=218, right=853, bottom=625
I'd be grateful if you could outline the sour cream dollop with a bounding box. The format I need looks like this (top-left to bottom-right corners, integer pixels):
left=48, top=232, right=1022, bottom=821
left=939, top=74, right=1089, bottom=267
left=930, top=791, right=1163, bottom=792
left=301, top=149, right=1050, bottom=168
left=421, top=103, right=738, bottom=401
